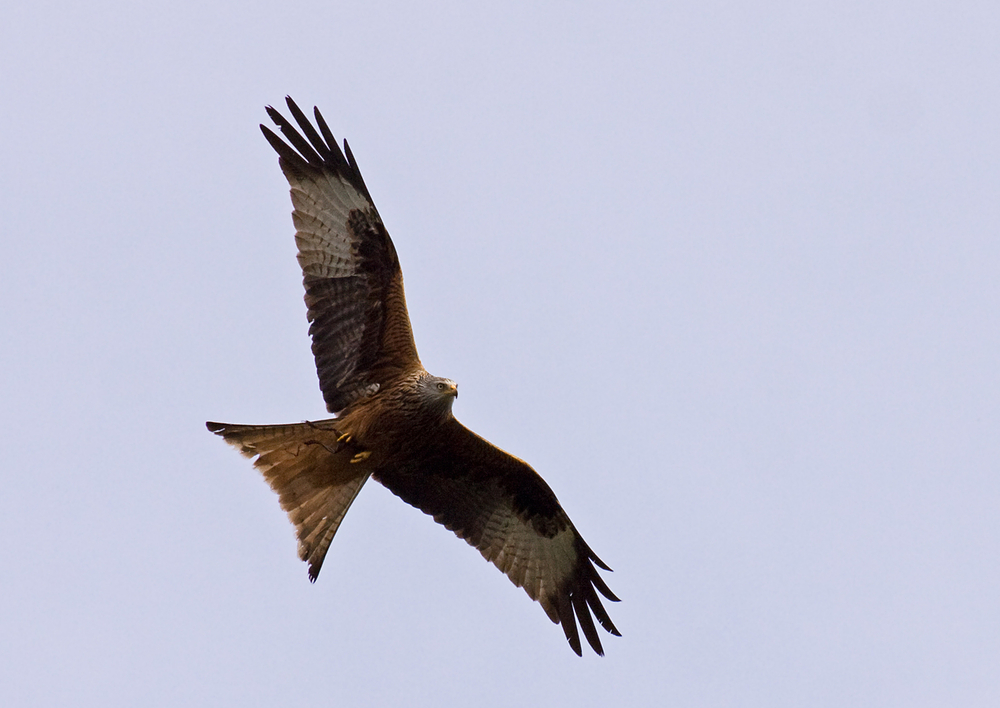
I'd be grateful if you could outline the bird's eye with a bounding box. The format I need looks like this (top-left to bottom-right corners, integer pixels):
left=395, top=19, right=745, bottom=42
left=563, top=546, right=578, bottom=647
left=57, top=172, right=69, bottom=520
left=436, top=382, right=446, bottom=391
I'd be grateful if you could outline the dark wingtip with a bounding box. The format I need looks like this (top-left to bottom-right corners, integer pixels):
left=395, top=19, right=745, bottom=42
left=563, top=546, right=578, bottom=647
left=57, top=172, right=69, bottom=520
left=556, top=593, right=583, bottom=656
left=264, top=105, right=282, bottom=123
left=591, top=570, right=621, bottom=603
left=573, top=592, right=605, bottom=656
left=343, top=139, right=357, bottom=169
left=589, top=547, right=613, bottom=572
left=206, top=421, right=225, bottom=433
left=260, top=98, right=372, bottom=203
left=314, top=106, right=336, bottom=147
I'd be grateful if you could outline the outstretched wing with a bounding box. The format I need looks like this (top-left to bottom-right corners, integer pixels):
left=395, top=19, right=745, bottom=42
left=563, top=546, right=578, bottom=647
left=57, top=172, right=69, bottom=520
left=373, top=420, right=621, bottom=656
left=261, top=97, right=421, bottom=414
left=206, top=419, right=370, bottom=580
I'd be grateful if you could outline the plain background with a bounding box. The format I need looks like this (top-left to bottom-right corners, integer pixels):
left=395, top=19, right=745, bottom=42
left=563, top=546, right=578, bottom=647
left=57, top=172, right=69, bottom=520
left=2, top=1, right=999, bottom=705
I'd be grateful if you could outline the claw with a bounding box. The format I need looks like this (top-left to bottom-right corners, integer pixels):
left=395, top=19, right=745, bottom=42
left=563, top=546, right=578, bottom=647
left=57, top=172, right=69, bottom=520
left=350, top=451, right=371, bottom=464
left=337, top=432, right=352, bottom=443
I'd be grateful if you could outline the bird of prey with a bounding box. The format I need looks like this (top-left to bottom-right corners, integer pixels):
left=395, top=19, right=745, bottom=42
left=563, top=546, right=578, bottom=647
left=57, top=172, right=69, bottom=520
left=207, top=97, right=620, bottom=656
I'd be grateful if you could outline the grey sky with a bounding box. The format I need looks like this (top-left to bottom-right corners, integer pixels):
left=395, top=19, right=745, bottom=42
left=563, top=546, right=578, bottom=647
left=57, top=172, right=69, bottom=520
left=2, top=1, right=999, bottom=705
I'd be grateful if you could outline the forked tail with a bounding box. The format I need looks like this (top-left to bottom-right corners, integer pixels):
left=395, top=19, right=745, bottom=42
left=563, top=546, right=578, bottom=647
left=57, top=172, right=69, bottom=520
left=206, top=419, right=371, bottom=580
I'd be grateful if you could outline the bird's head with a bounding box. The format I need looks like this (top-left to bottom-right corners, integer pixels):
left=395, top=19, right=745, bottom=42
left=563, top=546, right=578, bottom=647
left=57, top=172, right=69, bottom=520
left=418, top=373, right=458, bottom=417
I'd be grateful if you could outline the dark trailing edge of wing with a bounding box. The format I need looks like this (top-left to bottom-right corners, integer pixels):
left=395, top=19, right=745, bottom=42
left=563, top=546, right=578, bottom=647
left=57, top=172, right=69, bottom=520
left=260, top=96, right=375, bottom=206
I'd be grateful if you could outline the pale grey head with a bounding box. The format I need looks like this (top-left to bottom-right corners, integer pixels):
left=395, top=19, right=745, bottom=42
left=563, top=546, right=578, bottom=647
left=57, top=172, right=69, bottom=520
left=415, top=372, right=458, bottom=418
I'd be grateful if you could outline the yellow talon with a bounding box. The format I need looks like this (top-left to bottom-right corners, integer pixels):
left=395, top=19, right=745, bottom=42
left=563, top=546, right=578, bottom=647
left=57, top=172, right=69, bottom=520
left=337, top=432, right=352, bottom=443
left=350, top=451, right=371, bottom=464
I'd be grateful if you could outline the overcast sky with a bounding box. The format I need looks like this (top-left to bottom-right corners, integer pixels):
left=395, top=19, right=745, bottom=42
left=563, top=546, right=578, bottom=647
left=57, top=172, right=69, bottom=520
left=2, top=1, right=999, bottom=706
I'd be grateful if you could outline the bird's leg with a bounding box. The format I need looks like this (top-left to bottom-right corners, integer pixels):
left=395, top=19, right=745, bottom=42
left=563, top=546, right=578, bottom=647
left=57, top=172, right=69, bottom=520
left=303, top=420, right=361, bottom=458
left=303, top=439, right=340, bottom=455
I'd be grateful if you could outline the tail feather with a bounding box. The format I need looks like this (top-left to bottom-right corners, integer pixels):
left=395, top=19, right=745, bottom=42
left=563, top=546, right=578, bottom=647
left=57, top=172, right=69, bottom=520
left=207, top=419, right=370, bottom=580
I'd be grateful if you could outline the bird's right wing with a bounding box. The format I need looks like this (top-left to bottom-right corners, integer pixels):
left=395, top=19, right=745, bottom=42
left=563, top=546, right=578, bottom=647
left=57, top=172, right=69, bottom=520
left=261, top=98, right=422, bottom=414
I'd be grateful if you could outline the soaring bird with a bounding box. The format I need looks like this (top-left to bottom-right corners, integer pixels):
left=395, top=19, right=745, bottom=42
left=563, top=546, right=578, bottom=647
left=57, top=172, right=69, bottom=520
left=207, top=97, right=620, bottom=655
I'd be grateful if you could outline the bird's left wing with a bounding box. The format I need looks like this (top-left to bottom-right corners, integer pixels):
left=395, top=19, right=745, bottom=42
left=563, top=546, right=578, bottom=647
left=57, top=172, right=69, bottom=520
left=373, top=420, right=621, bottom=656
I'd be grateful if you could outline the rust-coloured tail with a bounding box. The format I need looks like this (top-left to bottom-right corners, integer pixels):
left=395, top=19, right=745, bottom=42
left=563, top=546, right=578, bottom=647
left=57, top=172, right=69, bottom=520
left=207, top=419, right=370, bottom=580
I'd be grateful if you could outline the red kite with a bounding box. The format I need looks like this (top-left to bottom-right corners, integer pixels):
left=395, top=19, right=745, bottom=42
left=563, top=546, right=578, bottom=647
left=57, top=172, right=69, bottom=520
left=207, top=97, right=620, bottom=655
